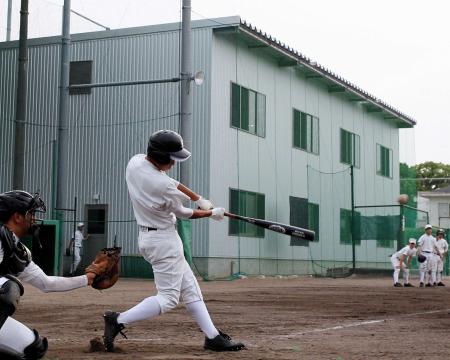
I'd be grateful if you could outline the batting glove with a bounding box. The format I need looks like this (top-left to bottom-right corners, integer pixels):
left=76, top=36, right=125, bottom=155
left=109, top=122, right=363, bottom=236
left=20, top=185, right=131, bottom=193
left=211, top=208, right=225, bottom=221
left=196, top=196, right=214, bottom=210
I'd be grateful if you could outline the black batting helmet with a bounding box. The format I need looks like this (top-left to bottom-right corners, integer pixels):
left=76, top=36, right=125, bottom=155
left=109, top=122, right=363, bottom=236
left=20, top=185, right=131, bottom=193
left=437, top=229, right=445, bottom=236
left=147, top=130, right=191, bottom=165
left=0, top=191, right=46, bottom=222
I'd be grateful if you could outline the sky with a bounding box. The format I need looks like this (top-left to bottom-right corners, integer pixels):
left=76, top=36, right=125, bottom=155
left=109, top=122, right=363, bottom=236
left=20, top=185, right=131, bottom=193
left=1, top=0, right=449, bottom=166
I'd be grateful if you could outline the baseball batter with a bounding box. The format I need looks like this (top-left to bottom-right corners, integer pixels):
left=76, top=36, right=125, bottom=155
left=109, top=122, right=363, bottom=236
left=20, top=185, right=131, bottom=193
left=435, top=229, right=448, bottom=286
left=391, top=238, right=417, bottom=287
left=0, top=191, right=96, bottom=359
left=102, top=130, right=245, bottom=352
left=417, top=224, right=438, bottom=287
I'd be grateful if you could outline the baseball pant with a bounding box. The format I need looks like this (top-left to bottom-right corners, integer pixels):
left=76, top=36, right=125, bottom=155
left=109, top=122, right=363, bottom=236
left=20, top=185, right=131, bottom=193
left=391, top=256, right=409, bottom=284
left=419, top=252, right=437, bottom=284
left=437, top=255, right=445, bottom=282
left=71, top=246, right=81, bottom=274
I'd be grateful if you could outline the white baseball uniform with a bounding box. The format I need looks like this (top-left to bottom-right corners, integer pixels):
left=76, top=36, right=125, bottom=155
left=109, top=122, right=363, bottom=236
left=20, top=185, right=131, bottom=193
left=418, top=234, right=437, bottom=284
left=118, top=154, right=219, bottom=339
left=0, top=232, right=88, bottom=357
left=70, top=229, right=84, bottom=273
left=436, top=238, right=449, bottom=282
left=391, top=246, right=417, bottom=284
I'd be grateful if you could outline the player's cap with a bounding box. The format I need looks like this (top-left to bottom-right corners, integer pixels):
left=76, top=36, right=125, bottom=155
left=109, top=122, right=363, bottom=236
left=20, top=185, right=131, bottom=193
left=425, top=224, right=432, bottom=230
left=77, top=222, right=85, bottom=228
left=408, top=238, right=416, bottom=245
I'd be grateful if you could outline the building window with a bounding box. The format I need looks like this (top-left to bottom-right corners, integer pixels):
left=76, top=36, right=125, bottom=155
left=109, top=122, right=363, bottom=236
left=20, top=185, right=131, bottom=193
left=377, top=144, right=392, bottom=178
left=289, top=196, right=319, bottom=246
left=293, top=109, right=319, bottom=155
left=69, top=60, right=92, bottom=95
left=231, top=82, right=266, bottom=137
left=229, top=188, right=265, bottom=237
left=438, top=203, right=450, bottom=218
left=340, top=208, right=361, bottom=245
left=340, top=128, right=360, bottom=167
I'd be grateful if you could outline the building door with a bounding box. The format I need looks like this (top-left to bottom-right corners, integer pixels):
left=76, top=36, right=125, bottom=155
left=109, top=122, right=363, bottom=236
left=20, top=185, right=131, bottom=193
left=82, top=204, right=108, bottom=269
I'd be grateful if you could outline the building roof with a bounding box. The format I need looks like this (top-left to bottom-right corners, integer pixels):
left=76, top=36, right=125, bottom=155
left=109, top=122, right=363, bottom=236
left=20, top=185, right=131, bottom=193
left=0, top=16, right=416, bottom=128
left=420, top=184, right=450, bottom=198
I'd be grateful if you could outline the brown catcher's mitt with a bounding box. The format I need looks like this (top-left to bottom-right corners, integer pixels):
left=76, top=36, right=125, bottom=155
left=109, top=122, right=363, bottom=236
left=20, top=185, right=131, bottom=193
left=85, top=247, right=121, bottom=290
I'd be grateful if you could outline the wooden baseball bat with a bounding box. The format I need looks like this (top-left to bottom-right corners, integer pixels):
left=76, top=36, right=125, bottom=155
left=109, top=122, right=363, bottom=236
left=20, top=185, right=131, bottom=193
left=224, top=212, right=315, bottom=241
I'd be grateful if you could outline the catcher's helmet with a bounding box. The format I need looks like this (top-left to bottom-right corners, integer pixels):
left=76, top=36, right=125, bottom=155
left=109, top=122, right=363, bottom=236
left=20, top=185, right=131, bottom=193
left=0, top=191, right=46, bottom=222
left=147, top=130, right=191, bottom=165
left=417, top=254, right=427, bottom=263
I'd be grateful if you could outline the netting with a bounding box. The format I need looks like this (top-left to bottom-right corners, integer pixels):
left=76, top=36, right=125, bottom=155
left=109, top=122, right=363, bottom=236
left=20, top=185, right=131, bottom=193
left=307, top=165, right=353, bottom=277
left=306, top=165, right=433, bottom=277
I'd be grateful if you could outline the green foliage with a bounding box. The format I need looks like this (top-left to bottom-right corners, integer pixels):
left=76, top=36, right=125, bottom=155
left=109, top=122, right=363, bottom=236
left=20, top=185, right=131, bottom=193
left=399, top=163, right=417, bottom=207
left=415, top=161, right=450, bottom=191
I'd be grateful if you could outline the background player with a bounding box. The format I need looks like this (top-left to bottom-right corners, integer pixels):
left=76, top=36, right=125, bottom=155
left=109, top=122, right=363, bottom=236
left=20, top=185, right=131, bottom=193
left=102, top=130, right=245, bottom=353
left=417, top=224, right=437, bottom=287
left=435, top=229, right=448, bottom=286
left=391, top=238, right=417, bottom=287
left=67, top=222, right=89, bottom=275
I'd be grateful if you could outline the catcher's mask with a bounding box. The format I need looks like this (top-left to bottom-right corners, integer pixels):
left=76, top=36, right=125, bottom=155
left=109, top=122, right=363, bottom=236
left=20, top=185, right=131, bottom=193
left=147, top=130, right=191, bottom=165
left=0, top=191, right=46, bottom=220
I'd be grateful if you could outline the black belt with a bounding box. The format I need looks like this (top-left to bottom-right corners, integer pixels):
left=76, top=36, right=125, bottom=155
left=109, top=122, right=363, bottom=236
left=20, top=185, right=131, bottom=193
left=423, top=251, right=431, bottom=253
left=139, top=226, right=157, bottom=232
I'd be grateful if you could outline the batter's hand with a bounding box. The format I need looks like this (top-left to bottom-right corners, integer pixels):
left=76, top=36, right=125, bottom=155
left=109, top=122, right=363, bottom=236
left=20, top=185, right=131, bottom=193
left=196, top=197, right=214, bottom=210
left=211, top=208, right=225, bottom=221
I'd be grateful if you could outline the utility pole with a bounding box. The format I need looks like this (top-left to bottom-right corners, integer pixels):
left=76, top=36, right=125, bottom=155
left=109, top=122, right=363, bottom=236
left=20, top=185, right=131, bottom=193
left=13, top=0, right=29, bottom=189
left=6, top=0, right=12, bottom=41
left=180, top=0, right=193, bottom=187
left=55, top=0, right=71, bottom=216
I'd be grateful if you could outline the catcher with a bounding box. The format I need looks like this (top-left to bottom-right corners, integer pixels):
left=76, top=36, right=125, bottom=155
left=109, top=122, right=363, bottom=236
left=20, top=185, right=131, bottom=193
left=0, top=190, right=101, bottom=359
left=102, top=130, right=245, bottom=353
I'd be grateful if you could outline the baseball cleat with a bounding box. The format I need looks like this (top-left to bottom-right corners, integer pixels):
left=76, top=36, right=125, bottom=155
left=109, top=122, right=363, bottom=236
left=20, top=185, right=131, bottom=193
left=403, top=283, right=414, bottom=287
left=419, top=282, right=424, bottom=287
left=103, top=311, right=126, bottom=352
left=437, top=282, right=446, bottom=286
left=425, top=283, right=432, bottom=287
left=393, top=283, right=403, bottom=287
left=204, top=330, right=245, bottom=351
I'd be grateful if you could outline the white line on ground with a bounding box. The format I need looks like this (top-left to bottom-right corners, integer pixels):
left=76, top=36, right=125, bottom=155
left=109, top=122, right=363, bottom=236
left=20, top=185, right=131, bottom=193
left=275, top=308, right=450, bottom=339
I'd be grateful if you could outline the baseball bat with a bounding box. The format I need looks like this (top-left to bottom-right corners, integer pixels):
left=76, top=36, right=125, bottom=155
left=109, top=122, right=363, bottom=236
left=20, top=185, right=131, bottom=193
left=224, top=212, right=315, bottom=241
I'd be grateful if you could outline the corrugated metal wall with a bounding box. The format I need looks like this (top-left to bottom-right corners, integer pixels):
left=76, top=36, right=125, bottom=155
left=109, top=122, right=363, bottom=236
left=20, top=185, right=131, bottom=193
left=0, top=23, right=213, bottom=258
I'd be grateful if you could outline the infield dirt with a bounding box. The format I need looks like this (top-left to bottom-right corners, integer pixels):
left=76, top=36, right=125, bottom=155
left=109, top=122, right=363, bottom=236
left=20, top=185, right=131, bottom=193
left=17, top=275, right=450, bottom=359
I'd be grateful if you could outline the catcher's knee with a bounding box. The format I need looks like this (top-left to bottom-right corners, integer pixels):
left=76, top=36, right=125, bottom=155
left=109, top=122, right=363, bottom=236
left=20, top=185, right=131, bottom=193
left=157, top=292, right=180, bottom=313
left=0, top=278, right=24, bottom=329
left=23, top=329, right=48, bottom=360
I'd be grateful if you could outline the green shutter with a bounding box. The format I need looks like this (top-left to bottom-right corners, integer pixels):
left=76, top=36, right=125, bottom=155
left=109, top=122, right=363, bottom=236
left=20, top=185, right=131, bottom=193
left=290, top=196, right=309, bottom=246
left=231, top=83, right=240, bottom=128
left=300, top=112, right=308, bottom=150
left=241, top=87, right=249, bottom=131
left=256, top=93, right=266, bottom=137
left=293, top=109, right=300, bottom=147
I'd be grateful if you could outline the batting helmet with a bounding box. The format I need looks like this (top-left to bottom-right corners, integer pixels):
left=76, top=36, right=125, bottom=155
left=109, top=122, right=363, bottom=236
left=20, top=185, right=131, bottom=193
left=417, top=254, right=427, bottom=263
left=0, top=191, right=46, bottom=222
left=147, top=130, right=191, bottom=165
left=437, top=229, right=445, bottom=236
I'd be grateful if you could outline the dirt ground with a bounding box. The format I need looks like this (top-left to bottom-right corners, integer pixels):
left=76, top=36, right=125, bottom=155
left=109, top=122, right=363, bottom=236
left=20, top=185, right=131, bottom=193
left=15, top=274, right=450, bottom=360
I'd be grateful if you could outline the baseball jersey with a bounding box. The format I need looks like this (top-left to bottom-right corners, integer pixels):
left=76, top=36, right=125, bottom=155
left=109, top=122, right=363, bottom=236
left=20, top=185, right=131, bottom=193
left=72, top=230, right=84, bottom=247
left=126, top=154, right=194, bottom=229
left=394, top=245, right=417, bottom=259
left=436, top=238, right=449, bottom=255
left=418, top=234, right=436, bottom=252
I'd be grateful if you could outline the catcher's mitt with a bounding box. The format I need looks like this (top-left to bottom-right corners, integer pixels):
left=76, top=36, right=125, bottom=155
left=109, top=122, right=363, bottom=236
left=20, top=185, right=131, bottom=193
left=417, top=254, right=426, bottom=263
left=85, top=247, right=121, bottom=290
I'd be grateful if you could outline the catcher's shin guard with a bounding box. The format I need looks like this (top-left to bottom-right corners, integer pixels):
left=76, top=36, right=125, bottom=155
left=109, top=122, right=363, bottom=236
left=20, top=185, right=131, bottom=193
left=23, top=329, right=48, bottom=360
left=0, top=277, right=24, bottom=329
left=103, top=311, right=126, bottom=352
left=204, top=330, right=245, bottom=352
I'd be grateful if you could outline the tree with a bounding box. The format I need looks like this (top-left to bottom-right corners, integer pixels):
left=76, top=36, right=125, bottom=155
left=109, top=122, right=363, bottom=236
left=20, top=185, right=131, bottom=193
left=416, top=162, right=450, bottom=191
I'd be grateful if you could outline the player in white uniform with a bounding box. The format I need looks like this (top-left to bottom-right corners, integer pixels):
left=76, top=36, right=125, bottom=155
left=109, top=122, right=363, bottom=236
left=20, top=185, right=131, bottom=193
left=417, top=224, right=438, bottom=287
left=68, top=222, right=89, bottom=275
left=0, top=191, right=96, bottom=359
left=391, top=238, right=417, bottom=287
left=102, top=130, right=245, bottom=353
left=435, top=229, right=448, bottom=286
